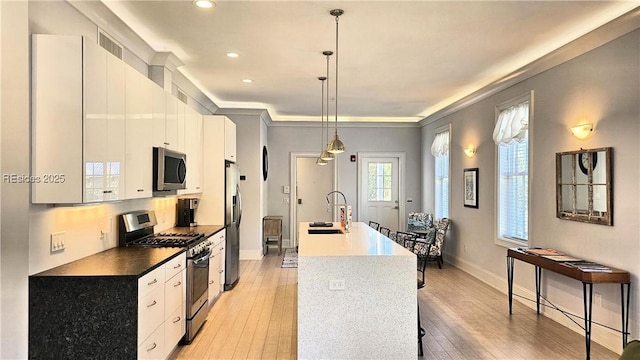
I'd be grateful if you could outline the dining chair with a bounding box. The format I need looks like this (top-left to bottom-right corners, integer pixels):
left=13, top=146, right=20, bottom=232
left=407, top=212, right=433, bottom=233
left=413, top=227, right=436, bottom=289
left=368, top=221, right=380, bottom=231
left=379, top=226, right=391, bottom=238
left=428, top=218, right=450, bottom=268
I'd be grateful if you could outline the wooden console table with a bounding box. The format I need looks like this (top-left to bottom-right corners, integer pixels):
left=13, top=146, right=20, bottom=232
left=507, top=248, right=630, bottom=360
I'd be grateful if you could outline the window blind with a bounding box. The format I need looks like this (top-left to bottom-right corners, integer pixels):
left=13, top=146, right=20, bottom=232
left=433, top=130, right=450, bottom=219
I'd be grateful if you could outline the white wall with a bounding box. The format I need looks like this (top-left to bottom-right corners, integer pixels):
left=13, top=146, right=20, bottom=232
left=267, top=124, right=422, bottom=241
left=0, top=2, right=29, bottom=357
left=422, top=29, right=640, bottom=352
left=218, top=110, right=268, bottom=259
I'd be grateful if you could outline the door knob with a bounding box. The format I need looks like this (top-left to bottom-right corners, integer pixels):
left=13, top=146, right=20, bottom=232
left=298, top=199, right=302, bottom=205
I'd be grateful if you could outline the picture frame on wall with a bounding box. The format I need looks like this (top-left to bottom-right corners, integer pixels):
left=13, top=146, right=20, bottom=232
left=464, top=168, right=479, bottom=208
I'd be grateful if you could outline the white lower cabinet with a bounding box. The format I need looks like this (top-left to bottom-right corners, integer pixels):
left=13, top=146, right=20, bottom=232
left=137, top=252, right=186, bottom=359
left=208, top=230, right=226, bottom=306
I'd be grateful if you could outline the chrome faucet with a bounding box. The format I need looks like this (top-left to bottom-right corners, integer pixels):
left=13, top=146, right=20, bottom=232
left=326, top=191, right=351, bottom=231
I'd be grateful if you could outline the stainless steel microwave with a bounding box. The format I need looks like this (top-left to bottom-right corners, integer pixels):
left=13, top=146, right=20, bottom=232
left=153, top=147, right=187, bottom=191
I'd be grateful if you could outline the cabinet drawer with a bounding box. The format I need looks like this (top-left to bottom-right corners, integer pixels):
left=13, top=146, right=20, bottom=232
left=164, top=253, right=186, bottom=281
left=165, top=270, right=185, bottom=318
left=138, top=286, right=164, bottom=346
left=139, top=266, right=165, bottom=298
left=138, top=323, right=164, bottom=360
left=164, top=305, right=185, bottom=358
left=211, top=232, right=225, bottom=248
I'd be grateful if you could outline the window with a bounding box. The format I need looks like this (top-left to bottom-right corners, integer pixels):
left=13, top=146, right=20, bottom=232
left=368, top=162, right=392, bottom=201
left=431, top=127, right=450, bottom=220
left=493, top=95, right=531, bottom=244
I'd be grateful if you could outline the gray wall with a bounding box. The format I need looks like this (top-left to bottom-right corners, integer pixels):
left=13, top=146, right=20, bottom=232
left=423, top=29, right=640, bottom=348
left=267, top=124, right=422, bottom=241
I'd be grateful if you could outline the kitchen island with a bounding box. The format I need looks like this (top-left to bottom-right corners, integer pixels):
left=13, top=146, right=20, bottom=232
left=297, top=222, right=417, bottom=359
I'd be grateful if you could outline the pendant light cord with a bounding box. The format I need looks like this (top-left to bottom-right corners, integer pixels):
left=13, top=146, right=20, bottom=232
left=325, top=52, right=331, bottom=144
left=334, top=14, right=339, bottom=133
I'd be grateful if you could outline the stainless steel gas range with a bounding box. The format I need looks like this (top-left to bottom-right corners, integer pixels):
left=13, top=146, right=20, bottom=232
left=119, top=210, right=212, bottom=343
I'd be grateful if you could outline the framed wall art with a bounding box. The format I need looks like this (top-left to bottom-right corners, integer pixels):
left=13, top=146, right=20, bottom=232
left=464, top=168, right=478, bottom=208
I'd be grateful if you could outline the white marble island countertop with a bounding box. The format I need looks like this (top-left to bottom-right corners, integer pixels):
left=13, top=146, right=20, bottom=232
left=298, top=221, right=418, bottom=359
left=299, top=221, right=414, bottom=257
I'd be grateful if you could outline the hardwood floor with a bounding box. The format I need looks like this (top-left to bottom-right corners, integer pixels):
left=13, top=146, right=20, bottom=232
left=173, top=253, right=619, bottom=359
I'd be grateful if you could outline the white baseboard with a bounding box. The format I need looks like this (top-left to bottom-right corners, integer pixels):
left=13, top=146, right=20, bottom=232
left=446, top=253, right=623, bottom=355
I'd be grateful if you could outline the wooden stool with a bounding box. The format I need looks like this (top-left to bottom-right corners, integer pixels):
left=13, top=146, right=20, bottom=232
left=263, top=216, right=283, bottom=255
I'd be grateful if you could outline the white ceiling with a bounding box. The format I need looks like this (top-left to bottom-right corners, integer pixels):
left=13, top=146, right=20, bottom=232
left=102, top=1, right=639, bottom=122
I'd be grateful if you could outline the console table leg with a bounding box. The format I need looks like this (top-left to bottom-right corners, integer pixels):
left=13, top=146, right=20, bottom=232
left=583, top=283, right=593, bottom=360
left=535, top=266, right=541, bottom=314
left=507, top=256, right=514, bottom=314
left=621, top=283, right=630, bottom=347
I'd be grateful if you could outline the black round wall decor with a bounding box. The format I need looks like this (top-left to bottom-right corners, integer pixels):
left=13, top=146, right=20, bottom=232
left=262, top=145, right=269, bottom=181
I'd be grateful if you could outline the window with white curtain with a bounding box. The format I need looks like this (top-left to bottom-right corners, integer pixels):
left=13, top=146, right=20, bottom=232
left=494, top=95, right=531, bottom=244
left=431, top=127, right=450, bottom=220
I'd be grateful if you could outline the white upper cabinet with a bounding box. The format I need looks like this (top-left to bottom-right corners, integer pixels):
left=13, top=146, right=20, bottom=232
left=124, top=67, right=153, bottom=199
left=32, top=34, right=126, bottom=204
left=152, top=85, right=167, bottom=148
left=224, top=117, right=237, bottom=163
left=165, top=94, right=179, bottom=151
left=180, top=106, right=203, bottom=194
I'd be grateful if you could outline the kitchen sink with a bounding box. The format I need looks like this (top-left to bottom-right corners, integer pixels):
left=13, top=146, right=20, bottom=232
left=308, top=228, right=344, bottom=235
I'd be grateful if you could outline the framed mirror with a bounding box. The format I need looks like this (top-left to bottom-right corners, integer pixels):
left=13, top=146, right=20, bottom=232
left=556, top=147, right=612, bottom=225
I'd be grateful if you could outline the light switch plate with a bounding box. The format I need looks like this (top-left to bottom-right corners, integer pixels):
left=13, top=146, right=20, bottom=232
left=50, top=231, right=66, bottom=252
left=283, top=185, right=290, bottom=194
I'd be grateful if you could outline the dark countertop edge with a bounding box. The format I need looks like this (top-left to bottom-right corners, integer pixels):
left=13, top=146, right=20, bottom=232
left=30, top=247, right=186, bottom=278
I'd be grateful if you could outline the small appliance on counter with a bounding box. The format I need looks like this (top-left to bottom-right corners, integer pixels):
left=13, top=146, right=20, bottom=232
left=177, top=198, right=199, bottom=227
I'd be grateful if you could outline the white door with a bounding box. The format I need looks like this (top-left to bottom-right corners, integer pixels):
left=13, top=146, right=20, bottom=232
left=295, top=157, right=333, bottom=241
left=359, top=156, right=402, bottom=232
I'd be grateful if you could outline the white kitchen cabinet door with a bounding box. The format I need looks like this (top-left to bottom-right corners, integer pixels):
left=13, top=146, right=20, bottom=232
left=208, top=247, right=221, bottom=305
left=83, top=41, right=126, bottom=203
left=165, top=94, right=178, bottom=151
left=224, top=117, right=237, bottom=162
left=31, top=35, right=83, bottom=204
left=217, top=230, right=226, bottom=292
left=176, top=100, right=186, bottom=153
left=125, top=67, right=153, bottom=199
left=152, top=85, right=168, bottom=148
left=197, top=115, right=225, bottom=225
left=180, top=106, right=203, bottom=194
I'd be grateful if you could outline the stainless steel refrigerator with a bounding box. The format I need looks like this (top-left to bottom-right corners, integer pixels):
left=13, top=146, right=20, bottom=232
left=224, top=161, right=241, bottom=290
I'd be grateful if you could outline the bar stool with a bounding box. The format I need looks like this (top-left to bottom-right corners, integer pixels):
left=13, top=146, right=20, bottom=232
left=262, top=216, right=283, bottom=255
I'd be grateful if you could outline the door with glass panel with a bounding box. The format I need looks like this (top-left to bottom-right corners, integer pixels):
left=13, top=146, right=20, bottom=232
left=359, top=157, right=400, bottom=231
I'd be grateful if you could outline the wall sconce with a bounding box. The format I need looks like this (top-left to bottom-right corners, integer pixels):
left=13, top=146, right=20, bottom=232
left=570, top=123, right=593, bottom=140
left=464, top=145, right=476, bottom=158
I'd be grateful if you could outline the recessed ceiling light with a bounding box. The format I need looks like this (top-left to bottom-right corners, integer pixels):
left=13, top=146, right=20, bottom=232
left=193, top=0, right=215, bottom=9
left=242, top=79, right=253, bottom=83
left=226, top=52, right=239, bottom=58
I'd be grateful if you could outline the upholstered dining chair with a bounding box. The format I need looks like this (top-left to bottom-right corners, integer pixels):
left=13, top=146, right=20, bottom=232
left=379, top=226, right=391, bottom=238
left=368, top=221, right=380, bottom=231
left=413, top=227, right=436, bottom=289
left=395, top=231, right=417, bottom=251
left=407, top=212, right=433, bottom=233
left=428, top=218, right=450, bottom=268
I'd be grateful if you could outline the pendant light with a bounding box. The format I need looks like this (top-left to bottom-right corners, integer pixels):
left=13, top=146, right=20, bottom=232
left=327, top=9, right=345, bottom=154
left=320, top=50, right=335, bottom=161
left=316, top=76, right=328, bottom=166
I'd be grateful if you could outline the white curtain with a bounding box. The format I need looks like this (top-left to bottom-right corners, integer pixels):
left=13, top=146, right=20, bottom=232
left=493, top=101, right=529, bottom=144
left=431, top=131, right=449, bottom=157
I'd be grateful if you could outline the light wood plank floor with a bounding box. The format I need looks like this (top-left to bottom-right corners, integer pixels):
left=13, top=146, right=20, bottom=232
left=173, top=253, right=619, bottom=359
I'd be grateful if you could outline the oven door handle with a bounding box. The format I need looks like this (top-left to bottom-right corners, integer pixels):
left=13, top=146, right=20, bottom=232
left=192, top=248, right=212, bottom=265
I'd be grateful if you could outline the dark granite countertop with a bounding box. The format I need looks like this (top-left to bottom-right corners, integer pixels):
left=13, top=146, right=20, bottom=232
left=167, top=224, right=225, bottom=238
left=31, top=247, right=185, bottom=278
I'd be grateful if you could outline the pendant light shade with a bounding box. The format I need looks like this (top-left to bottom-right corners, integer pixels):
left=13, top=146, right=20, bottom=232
left=328, top=9, right=345, bottom=154
left=321, top=50, right=335, bottom=161
left=316, top=76, right=328, bottom=166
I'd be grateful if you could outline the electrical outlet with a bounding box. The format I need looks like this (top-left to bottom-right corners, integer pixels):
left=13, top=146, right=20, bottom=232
left=329, top=279, right=346, bottom=291
left=594, top=293, right=602, bottom=307
left=50, top=231, right=66, bottom=252
left=283, top=197, right=290, bottom=204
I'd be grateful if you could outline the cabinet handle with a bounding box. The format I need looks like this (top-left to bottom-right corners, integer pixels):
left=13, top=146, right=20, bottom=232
left=147, top=300, right=157, bottom=308
left=173, top=316, right=181, bottom=323
left=137, top=189, right=144, bottom=192
left=196, top=187, right=201, bottom=190
left=173, top=263, right=182, bottom=269
left=209, top=280, right=214, bottom=285
left=147, top=343, right=157, bottom=352
left=164, top=142, right=170, bottom=146
left=103, top=190, right=113, bottom=194
left=148, top=278, right=158, bottom=286
left=219, top=270, right=224, bottom=274
left=174, top=281, right=182, bottom=287
left=220, top=247, right=224, bottom=250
